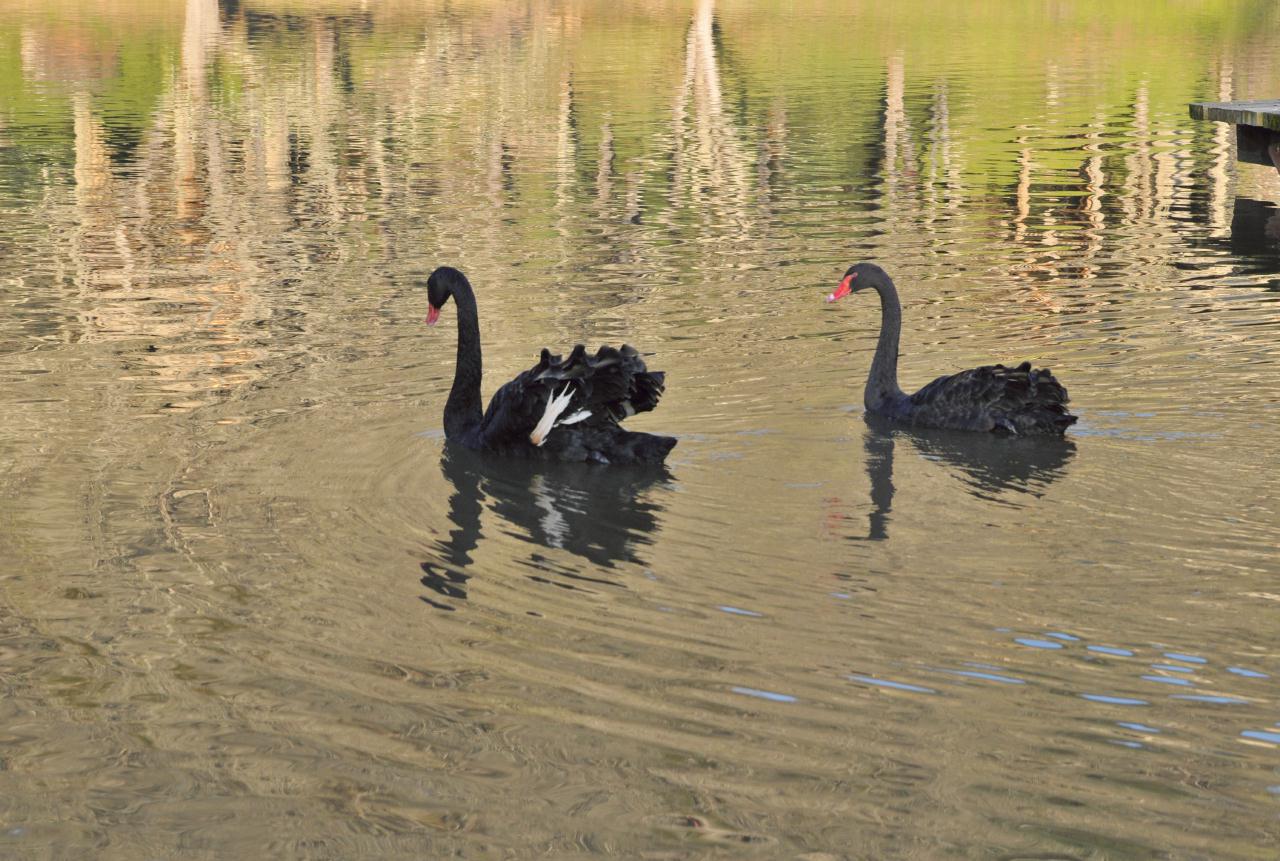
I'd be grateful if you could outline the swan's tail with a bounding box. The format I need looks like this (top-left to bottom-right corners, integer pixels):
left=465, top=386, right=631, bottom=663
left=611, top=430, right=678, bottom=464
left=1005, top=362, right=1077, bottom=436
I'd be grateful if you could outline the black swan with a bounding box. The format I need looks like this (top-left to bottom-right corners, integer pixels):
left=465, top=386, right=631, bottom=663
left=826, top=263, right=1077, bottom=435
left=425, top=266, right=676, bottom=464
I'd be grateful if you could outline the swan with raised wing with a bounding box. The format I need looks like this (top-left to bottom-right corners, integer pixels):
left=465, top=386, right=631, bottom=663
left=426, top=266, right=677, bottom=464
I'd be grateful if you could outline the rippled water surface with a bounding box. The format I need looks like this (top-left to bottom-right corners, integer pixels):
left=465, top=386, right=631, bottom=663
left=3, top=1, right=1280, bottom=857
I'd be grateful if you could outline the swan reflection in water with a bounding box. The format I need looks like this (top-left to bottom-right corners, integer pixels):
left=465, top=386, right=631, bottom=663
left=853, top=414, right=1076, bottom=541
left=420, top=445, right=672, bottom=609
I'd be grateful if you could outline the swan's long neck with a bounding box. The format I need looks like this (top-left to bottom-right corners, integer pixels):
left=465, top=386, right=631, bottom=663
left=865, top=277, right=904, bottom=411
left=444, top=283, right=484, bottom=438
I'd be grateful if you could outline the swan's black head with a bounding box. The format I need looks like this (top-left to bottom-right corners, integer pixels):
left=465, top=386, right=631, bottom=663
left=425, top=266, right=468, bottom=326
left=826, top=262, right=890, bottom=303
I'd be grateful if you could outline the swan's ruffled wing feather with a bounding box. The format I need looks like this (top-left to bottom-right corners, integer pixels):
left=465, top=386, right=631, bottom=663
left=477, top=343, right=666, bottom=445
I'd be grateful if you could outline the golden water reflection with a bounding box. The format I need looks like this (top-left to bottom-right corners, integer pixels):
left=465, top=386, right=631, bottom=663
left=1, top=1, right=1280, bottom=858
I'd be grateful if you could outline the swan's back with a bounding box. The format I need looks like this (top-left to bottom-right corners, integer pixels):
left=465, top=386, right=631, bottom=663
left=906, top=361, right=1076, bottom=436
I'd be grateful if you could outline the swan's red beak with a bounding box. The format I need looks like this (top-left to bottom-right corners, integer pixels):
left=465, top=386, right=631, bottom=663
left=426, top=304, right=441, bottom=326
left=826, top=274, right=854, bottom=303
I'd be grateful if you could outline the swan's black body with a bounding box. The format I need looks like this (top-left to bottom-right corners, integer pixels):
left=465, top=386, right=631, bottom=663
left=828, top=263, right=1077, bottom=436
left=426, top=267, right=676, bottom=464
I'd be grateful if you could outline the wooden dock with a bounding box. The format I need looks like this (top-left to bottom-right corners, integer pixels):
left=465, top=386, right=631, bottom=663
left=1189, top=99, right=1280, bottom=173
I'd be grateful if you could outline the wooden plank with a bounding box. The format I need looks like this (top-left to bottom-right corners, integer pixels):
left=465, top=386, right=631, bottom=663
left=1189, top=100, right=1280, bottom=169
left=1189, top=99, right=1280, bottom=131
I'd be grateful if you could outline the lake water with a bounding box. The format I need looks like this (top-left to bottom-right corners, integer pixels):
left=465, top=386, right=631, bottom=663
left=2, top=1, right=1279, bottom=857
